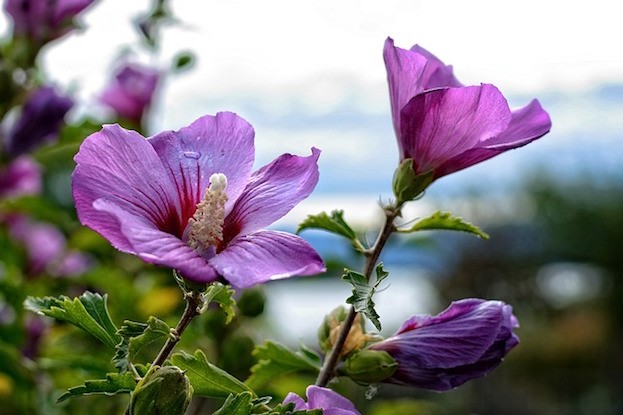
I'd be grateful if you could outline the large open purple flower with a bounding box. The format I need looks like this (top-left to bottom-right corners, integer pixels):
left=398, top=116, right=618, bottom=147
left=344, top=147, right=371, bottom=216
left=369, top=299, right=519, bottom=391
left=72, top=112, right=325, bottom=288
left=384, top=37, right=551, bottom=182
left=283, top=386, right=361, bottom=415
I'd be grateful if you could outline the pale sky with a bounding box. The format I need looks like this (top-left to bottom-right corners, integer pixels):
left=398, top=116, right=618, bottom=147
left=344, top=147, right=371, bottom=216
left=0, top=0, right=619, bottom=127
left=1, top=0, right=622, bottom=225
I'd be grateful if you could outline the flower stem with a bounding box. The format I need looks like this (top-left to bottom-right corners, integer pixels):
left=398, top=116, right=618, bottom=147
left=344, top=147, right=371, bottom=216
left=315, top=204, right=400, bottom=387
left=150, top=288, right=204, bottom=369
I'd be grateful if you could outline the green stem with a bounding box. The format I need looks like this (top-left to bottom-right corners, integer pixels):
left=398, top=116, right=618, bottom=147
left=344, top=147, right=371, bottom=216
left=150, top=289, right=204, bottom=369
left=315, top=204, right=400, bottom=387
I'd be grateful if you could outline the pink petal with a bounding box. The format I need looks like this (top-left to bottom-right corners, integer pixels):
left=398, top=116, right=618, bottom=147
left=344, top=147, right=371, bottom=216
left=384, top=37, right=462, bottom=158
left=209, top=230, right=325, bottom=289
left=72, top=124, right=182, bottom=251
left=148, top=112, right=255, bottom=223
left=93, top=199, right=219, bottom=283
left=434, top=99, right=552, bottom=177
left=399, top=84, right=511, bottom=174
left=485, top=99, right=552, bottom=148
left=223, top=148, right=320, bottom=239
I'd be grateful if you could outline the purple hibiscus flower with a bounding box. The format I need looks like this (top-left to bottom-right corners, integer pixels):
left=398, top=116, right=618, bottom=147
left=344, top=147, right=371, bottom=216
left=369, top=299, right=519, bottom=391
left=4, top=214, right=91, bottom=277
left=0, top=156, right=41, bottom=199
left=384, top=37, right=551, bottom=185
left=4, top=86, right=73, bottom=157
left=5, top=0, right=94, bottom=44
left=72, top=112, right=325, bottom=288
left=283, top=386, right=361, bottom=415
left=100, top=63, right=160, bottom=124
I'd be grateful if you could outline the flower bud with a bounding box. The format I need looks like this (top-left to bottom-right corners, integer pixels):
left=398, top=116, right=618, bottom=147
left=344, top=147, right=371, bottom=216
left=392, top=159, right=433, bottom=204
left=340, top=349, right=397, bottom=384
left=369, top=299, right=519, bottom=391
left=318, top=306, right=372, bottom=356
left=129, top=366, right=192, bottom=415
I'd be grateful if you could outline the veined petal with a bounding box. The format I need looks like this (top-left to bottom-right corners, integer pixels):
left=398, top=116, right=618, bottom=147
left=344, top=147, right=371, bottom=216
left=400, top=84, right=511, bottom=175
left=223, top=148, right=320, bottom=239
left=375, top=300, right=504, bottom=369
left=72, top=124, right=181, bottom=251
left=209, top=230, right=325, bottom=289
left=408, top=45, right=463, bottom=90
left=306, top=386, right=359, bottom=412
left=384, top=38, right=462, bottom=157
left=148, top=112, right=255, bottom=223
left=93, top=199, right=219, bottom=283
left=485, top=99, right=552, bottom=148
left=433, top=99, right=552, bottom=177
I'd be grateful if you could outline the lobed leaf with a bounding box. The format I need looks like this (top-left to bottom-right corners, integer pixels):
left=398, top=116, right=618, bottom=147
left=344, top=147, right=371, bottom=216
left=56, top=372, right=137, bottom=403
left=24, top=291, right=120, bottom=349
left=245, top=341, right=321, bottom=390
left=114, top=317, right=171, bottom=373
left=297, top=210, right=363, bottom=251
left=204, top=282, right=237, bottom=323
left=399, top=210, right=489, bottom=239
left=342, top=264, right=389, bottom=331
left=171, top=350, right=253, bottom=399
left=213, top=392, right=254, bottom=415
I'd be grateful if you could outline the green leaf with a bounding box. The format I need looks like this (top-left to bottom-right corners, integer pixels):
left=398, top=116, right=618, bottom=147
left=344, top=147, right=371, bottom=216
left=171, top=350, right=253, bottom=398
left=24, top=291, right=120, bottom=349
left=172, top=51, right=195, bottom=71
left=114, top=317, right=171, bottom=372
left=245, top=341, right=321, bottom=390
left=56, top=372, right=137, bottom=403
left=399, top=210, right=489, bottom=239
left=342, top=264, right=389, bottom=331
left=297, top=210, right=363, bottom=250
left=204, top=282, right=237, bottom=324
left=213, top=392, right=254, bottom=415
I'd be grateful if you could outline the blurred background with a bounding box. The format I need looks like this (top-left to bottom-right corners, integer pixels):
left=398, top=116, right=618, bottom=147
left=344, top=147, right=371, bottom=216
left=0, top=0, right=622, bottom=414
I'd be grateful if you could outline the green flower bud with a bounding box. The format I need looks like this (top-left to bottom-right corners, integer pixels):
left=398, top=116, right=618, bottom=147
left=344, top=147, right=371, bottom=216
left=237, top=287, right=266, bottom=318
left=392, top=159, right=434, bottom=204
left=129, top=365, right=193, bottom=415
left=340, top=349, right=397, bottom=384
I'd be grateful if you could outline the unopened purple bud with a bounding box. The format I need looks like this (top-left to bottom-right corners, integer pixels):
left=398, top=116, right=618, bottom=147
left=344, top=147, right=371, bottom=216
left=369, top=298, right=519, bottom=391
left=4, top=86, right=73, bottom=157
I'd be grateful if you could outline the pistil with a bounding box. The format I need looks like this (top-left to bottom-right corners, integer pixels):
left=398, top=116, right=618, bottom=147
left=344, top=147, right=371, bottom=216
left=186, top=173, right=228, bottom=253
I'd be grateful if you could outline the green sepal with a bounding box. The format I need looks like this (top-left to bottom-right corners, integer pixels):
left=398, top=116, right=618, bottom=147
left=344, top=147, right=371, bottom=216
left=171, top=350, right=254, bottom=398
left=213, top=392, right=254, bottom=415
left=392, top=159, right=434, bottom=204
left=297, top=210, right=364, bottom=252
left=204, top=282, right=237, bottom=324
left=56, top=372, right=137, bottom=403
left=340, top=349, right=397, bottom=384
left=245, top=341, right=321, bottom=390
left=399, top=210, right=489, bottom=239
left=129, top=365, right=192, bottom=415
left=24, top=291, right=120, bottom=350
left=113, top=317, right=171, bottom=373
left=342, top=264, right=389, bottom=331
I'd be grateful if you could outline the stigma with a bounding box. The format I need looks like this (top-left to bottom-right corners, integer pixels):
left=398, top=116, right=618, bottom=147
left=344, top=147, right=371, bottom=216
left=186, top=173, right=228, bottom=253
